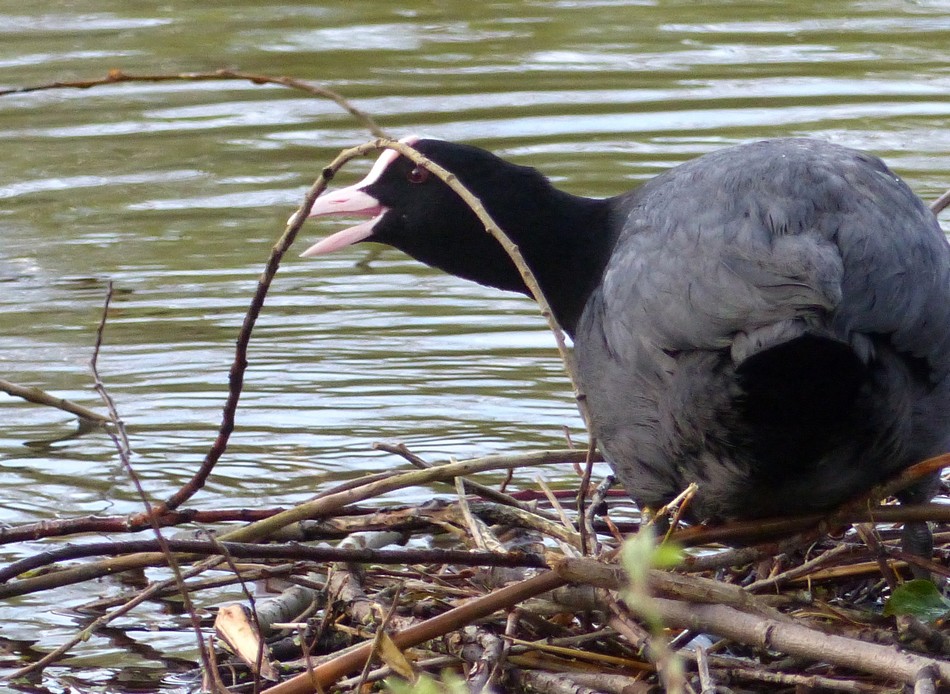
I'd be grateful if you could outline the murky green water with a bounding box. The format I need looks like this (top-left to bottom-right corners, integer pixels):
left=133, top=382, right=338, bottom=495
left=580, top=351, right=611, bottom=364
left=0, top=0, right=948, bottom=688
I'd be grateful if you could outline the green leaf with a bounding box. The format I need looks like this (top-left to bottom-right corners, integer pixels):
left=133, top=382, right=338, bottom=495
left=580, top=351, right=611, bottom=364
left=651, top=541, right=684, bottom=570
left=620, top=526, right=683, bottom=578
left=884, top=580, right=950, bottom=622
left=384, top=671, right=468, bottom=694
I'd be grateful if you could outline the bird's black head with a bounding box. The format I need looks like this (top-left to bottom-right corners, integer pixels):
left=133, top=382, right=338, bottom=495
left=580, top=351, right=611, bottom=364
left=302, top=136, right=614, bottom=334
left=302, top=136, right=542, bottom=294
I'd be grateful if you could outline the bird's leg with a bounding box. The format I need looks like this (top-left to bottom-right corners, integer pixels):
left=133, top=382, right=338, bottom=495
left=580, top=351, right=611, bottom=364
left=896, top=474, right=941, bottom=582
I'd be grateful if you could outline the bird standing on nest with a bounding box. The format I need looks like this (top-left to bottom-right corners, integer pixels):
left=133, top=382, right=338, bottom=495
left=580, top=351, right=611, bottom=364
left=300, top=136, right=950, bottom=557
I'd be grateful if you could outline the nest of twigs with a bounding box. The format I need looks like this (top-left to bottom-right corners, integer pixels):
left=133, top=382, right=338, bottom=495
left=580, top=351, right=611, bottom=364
left=207, top=458, right=950, bottom=694
left=5, top=443, right=949, bottom=693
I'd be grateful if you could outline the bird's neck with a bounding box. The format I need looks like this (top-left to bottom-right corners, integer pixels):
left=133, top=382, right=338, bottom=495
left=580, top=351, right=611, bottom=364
left=491, top=189, right=616, bottom=337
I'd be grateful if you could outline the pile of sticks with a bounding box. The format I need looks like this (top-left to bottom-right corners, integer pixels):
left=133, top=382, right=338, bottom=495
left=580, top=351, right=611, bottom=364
left=3, top=437, right=948, bottom=692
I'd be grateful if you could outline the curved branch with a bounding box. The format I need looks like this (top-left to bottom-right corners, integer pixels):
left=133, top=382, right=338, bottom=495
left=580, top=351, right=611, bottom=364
left=359, top=138, right=591, bottom=431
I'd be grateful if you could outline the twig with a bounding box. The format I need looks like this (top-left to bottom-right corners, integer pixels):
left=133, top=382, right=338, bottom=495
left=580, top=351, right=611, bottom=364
left=204, top=531, right=273, bottom=685
left=151, top=156, right=336, bottom=515
left=88, top=283, right=212, bottom=678
left=744, top=542, right=852, bottom=592
left=263, top=570, right=567, bottom=694
left=695, top=645, right=715, bottom=694
left=647, top=597, right=950, bottom=685
left=0, top=68, right=386, bottom=137
left=373, top=441, right=543, bottom=514
left=133, top=99, right=386, bottom=517
left=467, top=501, right=584, bottom=548
left=0, top=540, right=548, bottom=594
left=582, top=475, right=616, bottom=558
left=354, top=583, right=406, bottom=690
left=465, top=629, right=505, bottom=694
left=854, top=523, right=900, bottom=590
left=360, top=139, right=592, bottom=432
left=536, top=477, right=577, bottom=540
left=671, top=499, right=950, bottom=549
left=333, top=656, right=460, bottom=689
left=454, top=478, right=499, bottom=552
left=715, top=663, right=892, bottom=692
left=0, top=507, right=278, bottom=546
left=553, top=557, right=794, bottom=623
left=576, top=440, right=600, bottom=556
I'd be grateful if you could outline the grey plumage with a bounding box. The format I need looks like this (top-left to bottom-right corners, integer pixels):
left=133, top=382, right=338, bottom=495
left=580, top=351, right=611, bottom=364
left=576, top=139, right=950, bottom=520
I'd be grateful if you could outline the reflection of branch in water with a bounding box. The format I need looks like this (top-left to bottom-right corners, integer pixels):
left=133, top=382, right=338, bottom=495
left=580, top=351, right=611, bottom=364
left=23, top=416, right=103, bottom=449
left=355, top=245, right=386, bottom=269
left=72, top=623, right=199, bottom=675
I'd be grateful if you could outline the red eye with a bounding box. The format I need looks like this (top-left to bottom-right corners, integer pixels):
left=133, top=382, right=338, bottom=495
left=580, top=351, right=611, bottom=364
left=407, top=166, right=430, bottom=184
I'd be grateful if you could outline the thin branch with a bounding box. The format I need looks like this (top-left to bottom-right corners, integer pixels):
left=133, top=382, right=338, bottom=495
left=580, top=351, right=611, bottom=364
left=647, top=597, right=950, bottom=686
left=0, top=539, right=548, bottom=587
left=148, top=141, right=354, bottom=515
left=357, top=139, right=591, bottom=433
left=744, top=542, right=853, bottom=592
left=354, top=582, right=405, bottom=690
left=0, top=68, right=386, bottom=138
left=372, top=441, right=544, bottom=514
left=263, top=570, right=567, bottom=694
left=576, top=438, right=600, bottom=556
left=0, top=508, right=277, bottom=546
left=87, top=282, right=213, bottom=678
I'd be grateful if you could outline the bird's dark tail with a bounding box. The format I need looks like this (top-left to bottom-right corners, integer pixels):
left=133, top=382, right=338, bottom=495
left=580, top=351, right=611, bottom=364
left=736, top=334, right=867, bottom=455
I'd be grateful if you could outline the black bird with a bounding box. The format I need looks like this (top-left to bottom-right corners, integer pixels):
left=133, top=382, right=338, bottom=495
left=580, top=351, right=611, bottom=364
left=301, top=136, right=950, bottom=545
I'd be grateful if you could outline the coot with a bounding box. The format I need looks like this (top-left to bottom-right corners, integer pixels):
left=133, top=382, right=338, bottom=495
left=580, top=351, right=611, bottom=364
left=301, top=136, right=950, bottom=533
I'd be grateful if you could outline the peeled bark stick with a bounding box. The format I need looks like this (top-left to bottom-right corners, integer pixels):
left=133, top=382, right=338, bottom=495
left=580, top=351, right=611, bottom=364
left=0, top=379, right=110, bottom=424
left=554, top=557, right=793, bottom=623
left=646, top=597, right=950, bottom=686
left=263, top=570, right=567, bottom=694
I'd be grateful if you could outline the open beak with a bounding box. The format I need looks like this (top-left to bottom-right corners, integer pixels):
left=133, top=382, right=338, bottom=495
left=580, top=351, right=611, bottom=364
left=297, top=184, right=386, bottom=257
left=298, top=143, right=415, bottom=258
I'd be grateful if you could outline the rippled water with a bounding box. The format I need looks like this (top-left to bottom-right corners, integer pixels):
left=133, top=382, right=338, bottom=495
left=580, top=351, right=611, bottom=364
left=0, top=0, right=948, bottom=687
